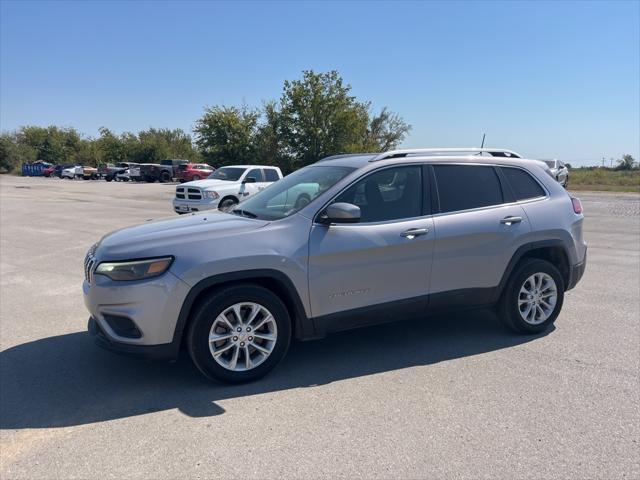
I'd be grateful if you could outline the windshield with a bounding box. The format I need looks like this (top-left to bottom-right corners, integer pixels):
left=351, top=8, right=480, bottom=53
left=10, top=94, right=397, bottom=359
left=231, top=165, right=355, bottom=221
left=544, top=160, right=557, bottom=168
left=207, top=167, right=246, bottom=181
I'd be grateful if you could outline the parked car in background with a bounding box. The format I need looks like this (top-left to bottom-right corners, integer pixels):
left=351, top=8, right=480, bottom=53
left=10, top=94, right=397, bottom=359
left=98, top=163, right=118, bottom=179
left=138, top=163, right=164, bottom=182
left=128, top=164, right=143, bottom=182
left=105, top=162, right=138, bottom=182
left=158, top=159, right=189, bottom=182
left=52, top=164, right=73, bottom=178
left=176, top=163, right=215, bottom=182
left=115, top=166, right=135, bottom=182
left=43, top=165, right=56, bottom=177
left=82, top=166, right=98, bottom=180
left=173, top=165, right=283, bottom=214
left=543, top=159, right=569, bottom=187
left=61, top=165, right=83, bottom=179
left=84, top=147, right=587, bottom=383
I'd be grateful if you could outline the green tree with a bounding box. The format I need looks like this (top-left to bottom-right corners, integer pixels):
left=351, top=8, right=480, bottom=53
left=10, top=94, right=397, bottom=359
left=16, top=126, right=82, bottom=164
left=278, top=70, right=370, bottom=169
left=364, top=107, right=412, bottom=152
left=194, top=105, right=260, bottom=166
left=97, top=127, right=127, bottom=164
left=0, top=133, right=36, bottom=172
left=616, top=154, right=637, bottom=171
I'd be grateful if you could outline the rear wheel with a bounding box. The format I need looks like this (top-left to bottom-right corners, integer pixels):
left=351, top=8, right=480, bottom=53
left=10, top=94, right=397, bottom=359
left=187, top=285, right=291, bottom=383
left=160, top=171, right=172, bottom=183
left=499, top=259, right=564, bottom=334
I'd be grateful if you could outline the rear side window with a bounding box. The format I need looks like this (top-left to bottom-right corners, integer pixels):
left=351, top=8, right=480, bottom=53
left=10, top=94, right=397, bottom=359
left=264, top=169, right=280, bottom=181
left=501, top=167, right=545, bottom=201
left=434, top=165, right=503, bottom=213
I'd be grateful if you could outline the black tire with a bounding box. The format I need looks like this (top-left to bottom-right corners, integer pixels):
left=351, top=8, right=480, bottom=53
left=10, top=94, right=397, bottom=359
left=186, top=284, right=292, bottom=383
left=499, top=258, right=564, bottom=334
left=105, top=176, right=113, bottom=182
left=192, top=175, right=200, bottom=182
left=563, top=176, right=569, bottom=188
left=160, top=171, right=172, bottom=183
left=218, top=197, right=238, bottom=212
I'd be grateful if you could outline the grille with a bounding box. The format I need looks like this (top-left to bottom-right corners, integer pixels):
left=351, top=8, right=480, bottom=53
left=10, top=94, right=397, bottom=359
left=84, top=243, right=98, bottom=283
left=175, top=186, right=202, bottom=200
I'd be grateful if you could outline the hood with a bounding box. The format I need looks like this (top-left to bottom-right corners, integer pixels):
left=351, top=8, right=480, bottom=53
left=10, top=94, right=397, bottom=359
left=98, top=211, right=268, bottom=260
left=181, top=179, right=237, bottom=190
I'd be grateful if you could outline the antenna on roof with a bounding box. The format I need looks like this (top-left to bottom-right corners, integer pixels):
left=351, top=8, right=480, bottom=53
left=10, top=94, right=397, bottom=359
left=480, top=133, right=486, bottom=149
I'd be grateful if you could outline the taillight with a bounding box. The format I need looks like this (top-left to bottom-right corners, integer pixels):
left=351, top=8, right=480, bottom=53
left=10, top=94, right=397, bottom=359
left=571, top=197, right=583, bottom=214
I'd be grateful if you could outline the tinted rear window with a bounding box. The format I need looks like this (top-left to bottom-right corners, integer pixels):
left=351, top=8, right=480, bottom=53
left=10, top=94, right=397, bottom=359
left=501, top=167, right=546, bottom=201
left=434, top=165, right=503, bottom=213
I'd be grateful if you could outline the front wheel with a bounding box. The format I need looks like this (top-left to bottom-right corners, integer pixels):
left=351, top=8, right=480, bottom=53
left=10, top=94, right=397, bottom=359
left=187, top=285, right=292, bottom=383
left=499, top=259, right=564, bottom=334
left=218, top=197, right=238, bottom=212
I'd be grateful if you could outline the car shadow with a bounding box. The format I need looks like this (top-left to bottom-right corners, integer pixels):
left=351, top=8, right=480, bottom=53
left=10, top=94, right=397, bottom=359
left=0, top=310, right=552, bottom=429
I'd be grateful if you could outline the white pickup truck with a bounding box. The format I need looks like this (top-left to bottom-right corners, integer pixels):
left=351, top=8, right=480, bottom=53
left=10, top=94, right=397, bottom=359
left=173, top=165, right=283, bottom=214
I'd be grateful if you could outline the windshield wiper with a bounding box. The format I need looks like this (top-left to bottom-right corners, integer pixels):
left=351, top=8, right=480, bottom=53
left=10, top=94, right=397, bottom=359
left=231, top=208, right=257, bottom=218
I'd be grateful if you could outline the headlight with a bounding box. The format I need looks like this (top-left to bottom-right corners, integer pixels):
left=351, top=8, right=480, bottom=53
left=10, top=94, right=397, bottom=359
left=203, top=190, right=219, bottom=200
left=95, top=257, right=173, bottom=281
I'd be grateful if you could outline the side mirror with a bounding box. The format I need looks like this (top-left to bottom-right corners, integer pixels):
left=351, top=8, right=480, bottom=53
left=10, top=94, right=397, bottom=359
left=242, top=177, right=257, bottom=184
left=322, top=202, right=361, bottom=224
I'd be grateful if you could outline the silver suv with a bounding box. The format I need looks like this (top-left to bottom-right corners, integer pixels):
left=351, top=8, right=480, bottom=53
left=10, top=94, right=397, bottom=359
left=84, top=148, right=587, bottom=383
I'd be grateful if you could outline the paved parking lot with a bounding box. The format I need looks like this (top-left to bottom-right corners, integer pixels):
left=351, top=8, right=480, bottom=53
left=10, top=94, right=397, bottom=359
left=1, top=175, right=638, bottom=479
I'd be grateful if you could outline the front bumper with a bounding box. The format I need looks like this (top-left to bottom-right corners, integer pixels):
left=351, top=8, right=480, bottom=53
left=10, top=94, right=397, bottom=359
left=83, top=271, right=190, bottom=347
left=88, top=317, right=179, bottom=360
left=172, top=198, right=219, bottom=214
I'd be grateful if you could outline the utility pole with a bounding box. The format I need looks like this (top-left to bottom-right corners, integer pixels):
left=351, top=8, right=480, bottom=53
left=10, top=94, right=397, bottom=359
left=602, top=157, right=605, bottom=167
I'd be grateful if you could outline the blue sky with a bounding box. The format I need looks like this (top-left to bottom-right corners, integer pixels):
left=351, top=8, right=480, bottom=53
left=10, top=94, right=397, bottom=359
left=1, top=1, right=638, bottom=165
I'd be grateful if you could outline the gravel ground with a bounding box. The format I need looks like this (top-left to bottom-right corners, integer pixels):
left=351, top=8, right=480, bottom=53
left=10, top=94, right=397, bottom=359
left=0, top=176, right=638, bottom=479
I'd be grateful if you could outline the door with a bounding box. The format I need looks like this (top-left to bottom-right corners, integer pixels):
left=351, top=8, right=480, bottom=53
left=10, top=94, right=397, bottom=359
left=429, top=164, right=530, bottom=305
left=239, top=168, right=264, bottom=199
left=308, top=165, right=434, bottom=322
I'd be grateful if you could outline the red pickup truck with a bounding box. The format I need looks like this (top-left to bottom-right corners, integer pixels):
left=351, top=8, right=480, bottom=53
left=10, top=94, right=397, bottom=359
left=176, top=163, right=215, bottom=182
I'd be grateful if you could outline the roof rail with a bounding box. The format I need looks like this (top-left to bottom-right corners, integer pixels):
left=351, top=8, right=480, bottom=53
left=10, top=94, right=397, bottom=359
left=371, top=147, right=522, bottom=161
left=316, top=153, right=377, bottom=163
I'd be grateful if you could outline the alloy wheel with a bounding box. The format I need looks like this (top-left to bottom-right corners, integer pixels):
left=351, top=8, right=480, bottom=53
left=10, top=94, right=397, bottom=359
left=208, top=302, right=278, bottom=371
left=518, top=272, right=558, bottom=325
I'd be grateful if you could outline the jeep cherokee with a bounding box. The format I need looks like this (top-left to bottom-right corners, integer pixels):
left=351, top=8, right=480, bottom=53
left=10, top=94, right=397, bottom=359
left=84, top=148, right=587, bottom=383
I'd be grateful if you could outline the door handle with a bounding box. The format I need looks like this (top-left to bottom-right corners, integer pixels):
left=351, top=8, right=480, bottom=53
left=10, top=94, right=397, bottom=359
left=500, top=216, right=522, bottom=225
left=400, top=228, right=429, bottom=239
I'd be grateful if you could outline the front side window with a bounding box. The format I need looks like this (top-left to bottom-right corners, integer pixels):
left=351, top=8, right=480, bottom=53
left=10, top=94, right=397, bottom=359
left=434, top=165, right=503, bottom=213
left=232, top=165, right=355, bottom=221
left=333, top=166, right=423, bottom=223
left=245, top=169, right=264, bottom=182
left=208, top=167, right=246, bottom=181
left=501, top=167, right=546, bottom=201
